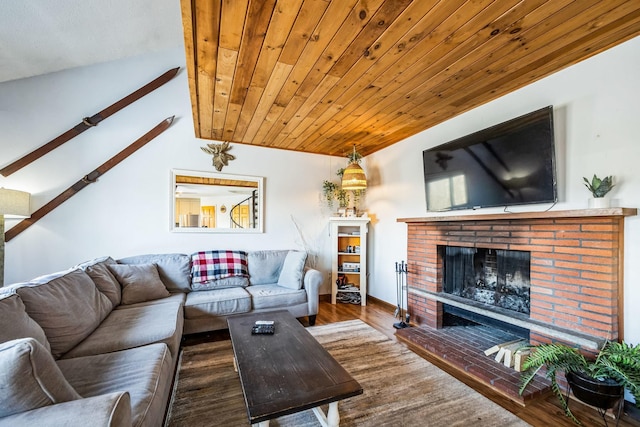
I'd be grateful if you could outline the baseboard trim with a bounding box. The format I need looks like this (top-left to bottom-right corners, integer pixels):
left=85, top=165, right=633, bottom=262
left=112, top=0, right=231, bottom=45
left=367, top=295, right=396, bottom=312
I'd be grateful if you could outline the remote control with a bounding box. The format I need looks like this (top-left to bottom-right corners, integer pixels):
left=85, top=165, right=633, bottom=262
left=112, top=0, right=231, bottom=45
left=251, top=324, right=275, bottom=335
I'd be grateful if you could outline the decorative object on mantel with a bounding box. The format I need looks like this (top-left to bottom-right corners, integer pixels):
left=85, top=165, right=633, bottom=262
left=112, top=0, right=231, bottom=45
left=0, top=188, right=30, bottom=287
left=0, top=67, right=180, bottom=178
left=5, top=116, right=174, bottom=243
left=583, top=174, right=615, bottom=208
left=519, top=340, right=640, bottom=424
left=322, top=146, right=366, bottom=215
left=201, top=141, right=235, bottom=171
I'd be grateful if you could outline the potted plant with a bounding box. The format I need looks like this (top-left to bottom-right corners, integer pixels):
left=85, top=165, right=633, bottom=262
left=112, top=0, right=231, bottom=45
left=583, top=174, right=615, bottom=208
left=322, top=180, right=338, bottom=208
left=519, top=340, right=640, bottom=424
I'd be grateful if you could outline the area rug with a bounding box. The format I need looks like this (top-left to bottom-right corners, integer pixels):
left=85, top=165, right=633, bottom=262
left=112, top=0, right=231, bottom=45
left=166, top=320, right=530, bottom=426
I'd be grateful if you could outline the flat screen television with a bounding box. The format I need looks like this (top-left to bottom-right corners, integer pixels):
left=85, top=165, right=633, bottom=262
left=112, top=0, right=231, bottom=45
left=422, top=106, right=557, bottom=211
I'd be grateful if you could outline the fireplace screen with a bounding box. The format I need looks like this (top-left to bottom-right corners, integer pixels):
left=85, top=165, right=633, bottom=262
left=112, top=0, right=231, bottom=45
left=443, top=246, right=530, bottom=315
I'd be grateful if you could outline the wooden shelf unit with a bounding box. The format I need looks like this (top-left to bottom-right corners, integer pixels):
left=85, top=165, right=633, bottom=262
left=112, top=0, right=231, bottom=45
left=330, top=217, right=370, bottom=306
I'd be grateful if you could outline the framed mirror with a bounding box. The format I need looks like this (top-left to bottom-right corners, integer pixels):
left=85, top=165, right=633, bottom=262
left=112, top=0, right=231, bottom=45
left=171, top=169, right=264, bottom=233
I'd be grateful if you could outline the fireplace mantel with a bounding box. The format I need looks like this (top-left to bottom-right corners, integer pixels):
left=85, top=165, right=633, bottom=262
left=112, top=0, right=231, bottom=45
left=398, top=207, right=636, bottom=223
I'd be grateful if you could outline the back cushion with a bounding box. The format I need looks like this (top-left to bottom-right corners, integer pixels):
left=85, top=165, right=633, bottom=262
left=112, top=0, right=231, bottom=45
left=107, top=263, right=170, bottom=305
left=248, top=250, right=289, bottom=285
left=76, top=256, right=121, bottom=308
left=118, top=253, right=191, bottom=292
left=0, top=338, right=81, bottom=418
left=16, top=269, right=111, bottom=359
left=277, top=251, right=308, bottom=290
left=0, top=293, right=51, bottom=352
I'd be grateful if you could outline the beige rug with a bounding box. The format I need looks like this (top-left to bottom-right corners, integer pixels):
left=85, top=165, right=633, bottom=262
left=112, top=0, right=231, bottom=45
left=166, top=320, right=530, bottom=426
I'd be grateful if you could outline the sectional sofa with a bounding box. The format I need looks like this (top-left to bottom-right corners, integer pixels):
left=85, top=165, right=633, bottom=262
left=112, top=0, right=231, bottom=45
left=0, top=249, right=321, bottom=426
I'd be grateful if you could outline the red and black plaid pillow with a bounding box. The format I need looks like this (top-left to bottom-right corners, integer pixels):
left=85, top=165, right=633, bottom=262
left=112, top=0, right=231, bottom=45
left=191, top=250, right=249, bottom=283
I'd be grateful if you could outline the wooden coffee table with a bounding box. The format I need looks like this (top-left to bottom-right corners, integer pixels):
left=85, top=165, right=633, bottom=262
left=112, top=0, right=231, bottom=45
left=227, top=310, right=362, bottom=427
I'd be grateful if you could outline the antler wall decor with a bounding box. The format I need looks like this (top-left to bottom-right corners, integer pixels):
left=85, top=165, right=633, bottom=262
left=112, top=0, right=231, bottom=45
left=200, top=141, right=235, bottom=171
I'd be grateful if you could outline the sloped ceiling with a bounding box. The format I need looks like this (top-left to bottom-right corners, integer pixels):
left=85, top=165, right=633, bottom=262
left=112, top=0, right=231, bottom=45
left=0, top=0, right=183, bottom=83
left=181, top=0, right=640, bottom=157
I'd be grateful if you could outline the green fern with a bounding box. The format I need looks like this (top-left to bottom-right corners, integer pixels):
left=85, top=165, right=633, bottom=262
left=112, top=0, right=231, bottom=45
left=519, top=341, right=640, bottom=425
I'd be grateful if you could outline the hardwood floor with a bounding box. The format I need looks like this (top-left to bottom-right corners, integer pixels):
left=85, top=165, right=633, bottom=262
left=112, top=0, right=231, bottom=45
left=313, top=298, right=640, bottom=427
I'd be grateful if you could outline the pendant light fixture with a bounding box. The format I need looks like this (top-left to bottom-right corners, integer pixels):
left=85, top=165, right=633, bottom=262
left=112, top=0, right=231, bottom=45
left=341, top=145, right=367, bottom=191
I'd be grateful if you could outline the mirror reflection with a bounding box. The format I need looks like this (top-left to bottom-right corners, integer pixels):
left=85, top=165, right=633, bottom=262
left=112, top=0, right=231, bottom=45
left=171, top=169, right=264, bottom=233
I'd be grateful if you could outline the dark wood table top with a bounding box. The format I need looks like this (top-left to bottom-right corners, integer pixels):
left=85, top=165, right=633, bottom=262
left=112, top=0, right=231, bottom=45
left=227, top=310, right=363, bottom=424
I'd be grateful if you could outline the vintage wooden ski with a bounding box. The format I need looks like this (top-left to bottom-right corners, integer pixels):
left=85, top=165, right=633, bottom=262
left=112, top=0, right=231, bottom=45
left=0, top=67, right=179, bottom=177
left=4, top=116, right=174, bottom=242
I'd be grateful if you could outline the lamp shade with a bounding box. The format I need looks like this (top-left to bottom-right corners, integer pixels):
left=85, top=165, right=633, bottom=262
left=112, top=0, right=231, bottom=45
left=341, top=162, right=367, bottom=191
left=0, top=188, right=30, bottom=218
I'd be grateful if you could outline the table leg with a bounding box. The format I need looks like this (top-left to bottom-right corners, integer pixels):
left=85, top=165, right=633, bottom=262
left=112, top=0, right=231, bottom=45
left=233, top=357, right=237, bottom=373
left=327, top=402, right=340, bottom=427
left=312, top=401, right=340, bottom=427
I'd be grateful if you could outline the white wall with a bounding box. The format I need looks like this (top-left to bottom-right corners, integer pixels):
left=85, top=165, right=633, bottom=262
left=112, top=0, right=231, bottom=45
left=0, top=48, right=341, bottom=293
left=365, top=36, right=640, bottom=345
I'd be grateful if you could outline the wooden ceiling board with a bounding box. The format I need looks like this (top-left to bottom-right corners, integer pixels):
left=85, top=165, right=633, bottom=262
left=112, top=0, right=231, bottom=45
left=180, top=0, right=640, bottom=157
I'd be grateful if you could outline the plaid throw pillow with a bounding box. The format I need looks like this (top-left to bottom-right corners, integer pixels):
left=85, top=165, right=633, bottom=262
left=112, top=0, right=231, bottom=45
left=191, top=250, right=249, bottom=284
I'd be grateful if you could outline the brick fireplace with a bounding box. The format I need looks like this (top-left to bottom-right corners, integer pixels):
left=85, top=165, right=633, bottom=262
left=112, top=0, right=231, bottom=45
left=398, top=208, right=636, bottom=349
left=395, top=208, right=636, bottom=402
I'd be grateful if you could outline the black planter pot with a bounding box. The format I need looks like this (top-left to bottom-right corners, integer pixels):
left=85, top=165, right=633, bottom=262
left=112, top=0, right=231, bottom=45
left=566, top=371, right=624, bottom=410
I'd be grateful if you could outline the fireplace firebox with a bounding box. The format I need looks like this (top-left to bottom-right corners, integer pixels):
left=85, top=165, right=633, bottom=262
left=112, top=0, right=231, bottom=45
left=442, top=246, right=531, bottom=315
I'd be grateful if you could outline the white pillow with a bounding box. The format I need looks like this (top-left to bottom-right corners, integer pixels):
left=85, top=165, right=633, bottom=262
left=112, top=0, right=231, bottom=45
left=277, top=251, right=307, bottom=290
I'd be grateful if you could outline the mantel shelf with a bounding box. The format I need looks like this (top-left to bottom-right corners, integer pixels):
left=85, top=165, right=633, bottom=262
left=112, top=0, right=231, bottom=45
left=397, top=207, right=637, bottom=223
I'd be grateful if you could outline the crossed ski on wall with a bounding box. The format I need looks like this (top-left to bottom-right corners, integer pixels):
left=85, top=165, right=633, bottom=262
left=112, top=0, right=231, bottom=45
left=0, top=67, right=179, bottom=177
left=4, top=116, right=175, bottom=242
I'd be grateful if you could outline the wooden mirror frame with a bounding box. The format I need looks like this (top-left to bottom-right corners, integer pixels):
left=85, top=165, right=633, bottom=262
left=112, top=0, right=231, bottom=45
left=171, top=169, right=264, bottom=233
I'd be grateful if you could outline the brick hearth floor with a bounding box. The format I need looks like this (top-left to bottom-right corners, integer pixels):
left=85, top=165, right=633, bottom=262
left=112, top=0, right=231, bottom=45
left=395, top=324, right=551, bottom=405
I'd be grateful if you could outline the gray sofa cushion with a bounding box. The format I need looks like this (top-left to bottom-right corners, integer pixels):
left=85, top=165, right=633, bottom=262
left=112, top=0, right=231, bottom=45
left=16, top=269, right=112, bottom=359
left=58, top=343, right=172, bottom=427
left=0, top=293, right=50, bottom=351
left=76, top=256, right=121, bottom=308
left=277, top=250, right=307, bottom=290
left=117, top=253, right=191, bottom=292
left=245, top=285, right=307, bottom=310
left=62, top=299, right=183, bottom=360
left=107, top=264, right=170, bottom=305
left=247, top=250, right=288, bottom=285
left=184, top=287, right=251, bottom=319
left=191, top=276, right=249, bottom=291
left=0, top=392, right=131, bottom=427
left=0, top=338, right=81, bottom=418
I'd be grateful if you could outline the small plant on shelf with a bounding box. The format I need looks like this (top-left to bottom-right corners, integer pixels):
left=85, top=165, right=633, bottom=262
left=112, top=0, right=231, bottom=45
left=583, top=174, right=615, bottom=198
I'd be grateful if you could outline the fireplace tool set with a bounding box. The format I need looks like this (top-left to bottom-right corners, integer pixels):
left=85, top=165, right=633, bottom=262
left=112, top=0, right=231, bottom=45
left=393, top=261, right=410, bottom=329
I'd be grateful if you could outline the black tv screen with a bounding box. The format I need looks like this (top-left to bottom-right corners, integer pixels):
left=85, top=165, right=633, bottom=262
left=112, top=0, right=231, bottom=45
left=423, top=106, right=557, bottom=211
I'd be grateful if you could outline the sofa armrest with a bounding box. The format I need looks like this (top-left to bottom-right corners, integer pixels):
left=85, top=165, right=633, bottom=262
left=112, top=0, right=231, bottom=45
left=0, top=392, right=131, bottom=427
left=303, top=268, right=322, bottom=316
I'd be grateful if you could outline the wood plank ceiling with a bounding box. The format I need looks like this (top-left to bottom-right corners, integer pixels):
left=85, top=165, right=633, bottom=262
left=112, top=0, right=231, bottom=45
left=180, top=0, right=640, bottom=157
